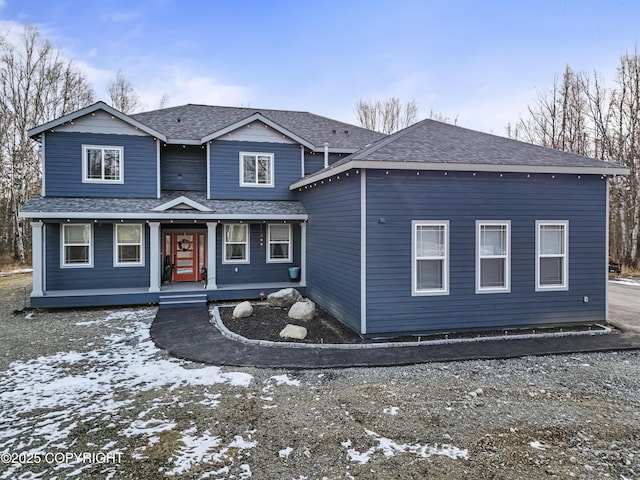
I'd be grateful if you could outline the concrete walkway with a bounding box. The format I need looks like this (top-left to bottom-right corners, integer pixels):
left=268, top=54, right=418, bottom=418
left=150, top=283, right=640, bottom=368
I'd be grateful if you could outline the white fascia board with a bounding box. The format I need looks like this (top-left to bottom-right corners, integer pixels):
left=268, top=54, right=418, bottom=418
left=289, top=160, right=630, bottom=190
left=200, top=113, right=316, bottom=150
left=20, top=211, right=309, bottom=221
left=27, top=101, right=167, bottom=141
left=151, top=195, right=212, bottom=212
left=163, top=138, right=203, bottom=146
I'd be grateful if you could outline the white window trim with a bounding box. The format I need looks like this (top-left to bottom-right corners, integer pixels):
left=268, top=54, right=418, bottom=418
left=476, top=221, right=511, bottom=294
left=412, top=220, right=449, bottom=296
left=223, top=223, right=250, bottom=264
left=267, top=224, right=292, bottom=263
left=239, top=152, right=274, bottom=187
left=114, top=223, right=145, bottom=267
left=82, top=145, right=124, bottom=184
left=61, top=223, right=93, bottom=268
left=536, top=220, right=569, bottom=291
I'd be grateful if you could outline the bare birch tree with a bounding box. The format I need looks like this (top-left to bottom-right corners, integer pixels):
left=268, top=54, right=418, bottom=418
left=0, top=25, right=94, bottom=262
left=107, top=70, right=140, bottom=114
left=355, top=97, right=418, bottom=134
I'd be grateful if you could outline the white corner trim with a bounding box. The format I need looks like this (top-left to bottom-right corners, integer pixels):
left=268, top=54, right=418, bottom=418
left=360, top=169, right=367, bottom=334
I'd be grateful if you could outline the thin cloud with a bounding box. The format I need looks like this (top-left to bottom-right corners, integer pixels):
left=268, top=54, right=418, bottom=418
left=100, top=10, right=140, bottom=22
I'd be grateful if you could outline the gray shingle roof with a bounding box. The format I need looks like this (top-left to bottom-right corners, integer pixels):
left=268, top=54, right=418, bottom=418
left=19, top=191, right=307, bottom=219
left=131, top=104, right=385, bottom=150
left=340, top=119, right=622, bottom=169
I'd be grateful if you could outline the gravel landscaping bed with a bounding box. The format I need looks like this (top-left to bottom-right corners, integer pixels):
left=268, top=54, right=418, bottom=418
left=1, top=273, right=639, bottom=479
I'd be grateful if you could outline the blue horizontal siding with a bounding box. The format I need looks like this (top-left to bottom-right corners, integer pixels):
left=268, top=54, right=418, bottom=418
left=298, top=173, right=361, bottom=332
left=161, top=145, right=207, bottom=192
left=303, top=152, right=348, bottom=176
left=45, top=132, right=157, bottom=198
left=364, top=170, right=607, bottom=336
left=216, top=223, right=302, bottom=285
left=210, top=140, right=299, bottom=200
left=45, top=221, right=150, bottom=291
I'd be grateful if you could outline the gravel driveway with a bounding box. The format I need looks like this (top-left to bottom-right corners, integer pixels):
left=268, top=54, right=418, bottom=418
left=0, top=273, right=639, bottom=479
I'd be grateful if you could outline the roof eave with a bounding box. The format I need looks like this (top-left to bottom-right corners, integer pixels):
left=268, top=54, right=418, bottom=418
left=289, top=160, right=630, bottom=190
left=19, top=211, right=309, bottom=221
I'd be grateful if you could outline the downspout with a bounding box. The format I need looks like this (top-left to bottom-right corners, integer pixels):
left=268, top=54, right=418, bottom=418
left=324, top=143, right=329, bottom=169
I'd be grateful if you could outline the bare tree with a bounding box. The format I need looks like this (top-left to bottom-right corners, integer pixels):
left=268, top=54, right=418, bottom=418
left=0, top=25, right=94, bottom=262
left=355, top=97, right=418, bottom=134
left=107, top=69, right=140, bottom=114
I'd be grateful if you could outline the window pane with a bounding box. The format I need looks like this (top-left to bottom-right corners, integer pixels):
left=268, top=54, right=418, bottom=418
left=540, top=257, right=563, bottom=285
left=269, top=225, right=289, bottom=242
left=417, top=226, right=444, bottom=257
left=226, top=244, right=246, bottom=260
left=226, top=225, right=246, bottom=243
left=257, top=156, right=270, bottom=184
left=66, top=246, right=89, bottom=264
left=243, top=155, right=256, bottom=183
left=65, top=225, right=90, bottom=244
left=118, top=245, right=140, bottom=263
left=540, top=225, right=564, bottom=255
left=87, top=149, right=102, bottom=179
left=481, top=226, right=506, bottom=255
left=117, top=225, right=141, bottom=243
left=104, top=149, right=120, bottom=180
left=417, top=259, right=443, bottom=290
left=270, top=243, right=288, bottom=259
left=481, top=258, right=505, bottom=288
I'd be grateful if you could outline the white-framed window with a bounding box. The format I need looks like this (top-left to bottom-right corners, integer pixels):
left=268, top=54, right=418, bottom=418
left=267, top=224, right=292, bottom=263
left=412, top=221, right=449, bottom=295
left=476, top=221, right=510, bottom=293
left=82, top=145, right=124, bottom=183
left=224, top=224, right=249, bottom=263
left=114, top=224, right=144, bottom=266
left=536, top=220, right=569, bottom=291
left=61, top=223, right=93, bottom=268
left=239, top=152, right=273, bottom=187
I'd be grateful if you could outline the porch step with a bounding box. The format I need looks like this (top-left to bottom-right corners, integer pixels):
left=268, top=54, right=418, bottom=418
left=159, top=293, right=208, bottom=309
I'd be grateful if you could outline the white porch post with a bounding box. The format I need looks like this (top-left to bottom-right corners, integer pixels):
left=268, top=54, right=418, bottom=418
left=30, top=222, right=44, bottom=297
left=149, top=222, right=161, bottom=293
left=206, top=222, right=217, bottom=289
left=300, top=221, right=307, bottom=287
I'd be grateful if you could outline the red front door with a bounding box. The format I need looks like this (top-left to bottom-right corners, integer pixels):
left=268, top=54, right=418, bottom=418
left=173, top=233, right=197, bottom=282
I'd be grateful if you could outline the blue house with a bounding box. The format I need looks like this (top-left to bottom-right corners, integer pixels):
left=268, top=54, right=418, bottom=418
left=20, top=101, right=627, bottom=337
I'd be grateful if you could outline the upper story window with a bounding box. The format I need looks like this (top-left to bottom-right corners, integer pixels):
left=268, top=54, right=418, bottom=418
left=267, top=224, right=292, bottom=263
left=412, top=221, right=449, bottom=296
left=61, top=224, right=93, bottom=268
left=83, top=145, right=124, bottom=183
left=476, top=221, right=510, bottom=293
left=240, top=152, right=273, bottom=187
left=114, top=224, right=144, bottom=266
left=536, top=221, right=569, bottom=291
left=224, top=224, right=249, bottom=263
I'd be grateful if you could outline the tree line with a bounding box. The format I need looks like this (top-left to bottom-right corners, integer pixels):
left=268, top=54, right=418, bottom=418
left=507, top=53, right=640, bottom=267
left=0, top=26, right=145, bottom=264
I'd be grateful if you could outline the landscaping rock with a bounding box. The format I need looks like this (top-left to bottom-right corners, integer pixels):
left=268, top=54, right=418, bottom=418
left=267, top=288, right=302, bottom=308
left=288, top=299, right=316, bottom=321
left=232, top=301, right=253, bottom=319
left=279, top=324, right=308, bottom=340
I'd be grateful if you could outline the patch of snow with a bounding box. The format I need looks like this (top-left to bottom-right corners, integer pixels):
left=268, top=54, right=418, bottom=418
left=610, top=278, right=640, bottom=286
left=279, top=446, right=294, bottom=458
left=529, top=440, right=549, bottom=450
left=270, top=374, right=301, bottom=386
left=383, top=406, right=399, bottom=415
left=342, top=429, right=468, bottom=464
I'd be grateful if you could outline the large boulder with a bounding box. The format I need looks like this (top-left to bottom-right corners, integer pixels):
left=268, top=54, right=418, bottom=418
left=288, top=299, right=316, bottom=321
left=279, top=324, right=308, bottom=340
left=267, top=288, right=302, bottom=308
left=233, top=301, right=253, bottom=318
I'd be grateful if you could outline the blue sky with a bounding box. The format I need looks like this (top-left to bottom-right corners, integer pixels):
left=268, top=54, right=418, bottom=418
left=1, top=0, right=639, bottom=135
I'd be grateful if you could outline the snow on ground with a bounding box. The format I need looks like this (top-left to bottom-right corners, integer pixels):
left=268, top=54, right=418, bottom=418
left=609, top=277, right=640, bottom=286
left=0, top=308, right=253, bottom=479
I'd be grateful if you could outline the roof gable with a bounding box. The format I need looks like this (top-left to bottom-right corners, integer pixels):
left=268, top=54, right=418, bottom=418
left=28, top=101, right=166, bottom=140
left=151, top=195, right=212, bottom=212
